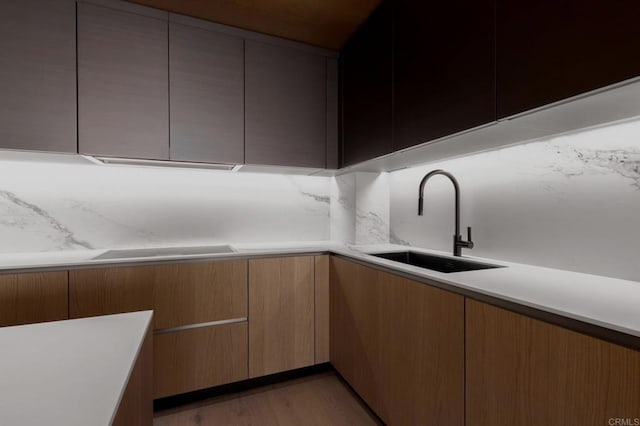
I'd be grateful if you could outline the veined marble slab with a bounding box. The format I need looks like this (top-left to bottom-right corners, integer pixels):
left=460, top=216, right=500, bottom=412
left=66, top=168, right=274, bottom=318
left=388, top=117, right=640, bottom=281
left=0, top=162, right=331, bottom=253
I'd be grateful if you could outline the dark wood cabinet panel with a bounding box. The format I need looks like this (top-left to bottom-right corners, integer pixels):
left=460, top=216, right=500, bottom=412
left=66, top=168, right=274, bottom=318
left=340, top=1, right=393, bottom=167
left=466, top=299, right=640, bottom=426
left=497, top=0, right=640, bottom=118
left=169, top=22, right=244, bottom=164
left=326, top=57, right=340, bottom=169
left=245, top=41, right=327, bottom=168
left=78, top=3, right=169, bottom=160
left=393, top=0, right=495, bottom=151
left=0, top=0, right=76, bottom=153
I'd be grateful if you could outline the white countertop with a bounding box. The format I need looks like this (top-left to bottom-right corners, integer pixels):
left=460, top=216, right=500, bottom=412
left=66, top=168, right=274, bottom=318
left=0, top=311, right=153, bottom=426
left=334, top=244, right=640, bottom=339
left=0, top=242, right=638, bottom=340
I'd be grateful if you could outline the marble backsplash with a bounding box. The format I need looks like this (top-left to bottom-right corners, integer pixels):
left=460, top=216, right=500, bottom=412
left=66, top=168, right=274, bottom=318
left=0, top=160, right=332, bottom=253
left=389, top=118, right=640, bottom=281
left=330, top=172, right=390, bottom=245
left=2, top=115, right=640, bottom=283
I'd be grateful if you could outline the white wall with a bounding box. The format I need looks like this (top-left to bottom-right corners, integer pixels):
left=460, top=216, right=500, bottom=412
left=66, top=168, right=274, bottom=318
left=0, top=159, right=331, bottom=253
left=389, top=118, right=640, bottom=281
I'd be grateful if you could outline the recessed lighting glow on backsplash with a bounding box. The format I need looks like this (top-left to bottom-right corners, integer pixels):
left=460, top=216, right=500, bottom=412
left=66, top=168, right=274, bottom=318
left=389, top=117, right=640, bottom=281
left=0, top=157, right=331, bottom=253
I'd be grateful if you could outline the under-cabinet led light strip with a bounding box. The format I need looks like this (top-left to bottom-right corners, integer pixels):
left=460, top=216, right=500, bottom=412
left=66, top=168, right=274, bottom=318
left=82, top=155, right=242, bottom=171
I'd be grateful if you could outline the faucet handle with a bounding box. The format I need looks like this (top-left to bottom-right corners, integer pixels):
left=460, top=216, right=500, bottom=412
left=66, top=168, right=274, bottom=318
left=467, top=226, right=474, bottom=249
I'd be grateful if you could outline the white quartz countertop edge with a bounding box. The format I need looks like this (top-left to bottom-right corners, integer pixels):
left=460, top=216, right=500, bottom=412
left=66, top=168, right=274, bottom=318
left=0, top=242, right=638, bottom=339
left=0, top=311, right=153, bottom=426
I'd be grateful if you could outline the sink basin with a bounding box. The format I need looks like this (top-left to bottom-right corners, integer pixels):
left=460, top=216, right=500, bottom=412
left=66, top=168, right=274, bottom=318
left=92, top=245, right=235, bottom=260
left=370, top=251, right=504, bottom=273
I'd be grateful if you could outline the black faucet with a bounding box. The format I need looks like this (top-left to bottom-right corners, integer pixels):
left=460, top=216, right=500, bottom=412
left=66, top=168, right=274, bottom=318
left=418, top=170, right=474, bottom=257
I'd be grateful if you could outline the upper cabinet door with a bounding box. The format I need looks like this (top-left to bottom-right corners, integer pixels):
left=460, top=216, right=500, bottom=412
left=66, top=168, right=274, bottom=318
left=0, top=0, right=76, bottom=153
left=326, top=57, right=339, bottom=169
left=78, top=3, right=169, bottom=160
left=169, top=22, right=244, bottom=164
left=340, top=2, right=393, bottom=167
left=245, top=41, right=327, bottom=168
left=393, top=0, right=496, bottom=151
left=497, top=0, right=640, bottom=118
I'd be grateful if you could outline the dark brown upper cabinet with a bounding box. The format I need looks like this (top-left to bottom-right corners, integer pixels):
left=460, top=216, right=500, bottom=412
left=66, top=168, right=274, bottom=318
left=497, top=0, right=640, bottom=118
left=169, top=22, right=244, bottom=164
left=245, top=40, right=327, bottom=168
left=393, top=0, right=496, bottom=151
left=78, top=3, right=169, bottom=160
left=340, top=1, right=393, bottom=167
left=0, top=0, right=76, bottom=154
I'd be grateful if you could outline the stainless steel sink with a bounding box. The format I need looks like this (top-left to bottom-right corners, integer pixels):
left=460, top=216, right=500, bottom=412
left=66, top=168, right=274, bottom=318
left=92, top=245, right=235, bottom=260
left=370, top=251, right=504, bottom=273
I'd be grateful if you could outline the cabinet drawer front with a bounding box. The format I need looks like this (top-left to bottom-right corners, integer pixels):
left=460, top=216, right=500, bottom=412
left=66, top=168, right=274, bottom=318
left=154, top=260, right=247, bottom=330
left=154, top=322, right=248, bottom=398
left=0, top=272, right=68, bottom=327
left=69, top=266, right=155, bottom=320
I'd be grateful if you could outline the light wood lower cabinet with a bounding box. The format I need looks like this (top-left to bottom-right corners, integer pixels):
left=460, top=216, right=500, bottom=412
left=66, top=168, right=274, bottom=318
left=0, top=271, right=68, bottom=327
left=314, top=255, right=330, bottom=364
left=70, top=260, right=249, bottom=399
left=330, top=257, right=383, bottom=411
left=466, top=299, right=640, bottom=426
left=154, top=322, right=248, bottom=399
left=69, top=266, right=154, bottom=321
left=113, top=327, right=153, bottom=426
left=330, top=257, right=465, bottom=425
left=69, top=260, right=247, bottom=329
left=249, top=256, right=315, bottom=378
left=153, top=261, right=247, bottom=330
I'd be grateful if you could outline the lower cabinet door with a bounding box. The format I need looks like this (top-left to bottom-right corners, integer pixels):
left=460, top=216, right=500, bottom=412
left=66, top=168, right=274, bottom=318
left=154, top=322, right=248, bottom=399
left=248, top=256, right=315, bottom=378
left=330, top=257, right=465, bottom=425
left=466, top=299, right=640, bottom=426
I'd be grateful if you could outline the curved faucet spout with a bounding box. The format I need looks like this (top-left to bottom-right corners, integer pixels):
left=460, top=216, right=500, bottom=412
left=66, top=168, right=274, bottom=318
left=418, top=169, right=473, bottom=257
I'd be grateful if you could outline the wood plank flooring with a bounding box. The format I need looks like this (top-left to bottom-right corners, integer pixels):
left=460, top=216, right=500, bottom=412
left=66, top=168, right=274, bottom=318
left=154, top=372, right=382, bottom=426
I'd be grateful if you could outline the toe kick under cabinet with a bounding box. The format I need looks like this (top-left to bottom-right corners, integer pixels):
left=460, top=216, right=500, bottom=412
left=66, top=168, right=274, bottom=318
left=68, top=254, right=329, bottom=399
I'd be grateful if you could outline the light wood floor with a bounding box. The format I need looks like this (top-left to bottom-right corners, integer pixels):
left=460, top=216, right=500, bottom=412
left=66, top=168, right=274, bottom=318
left=154, top=372, right=382, bottom=426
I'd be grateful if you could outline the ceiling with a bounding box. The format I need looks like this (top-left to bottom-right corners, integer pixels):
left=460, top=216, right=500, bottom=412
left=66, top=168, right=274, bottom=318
left=128, top=0, right=382, bottom=50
